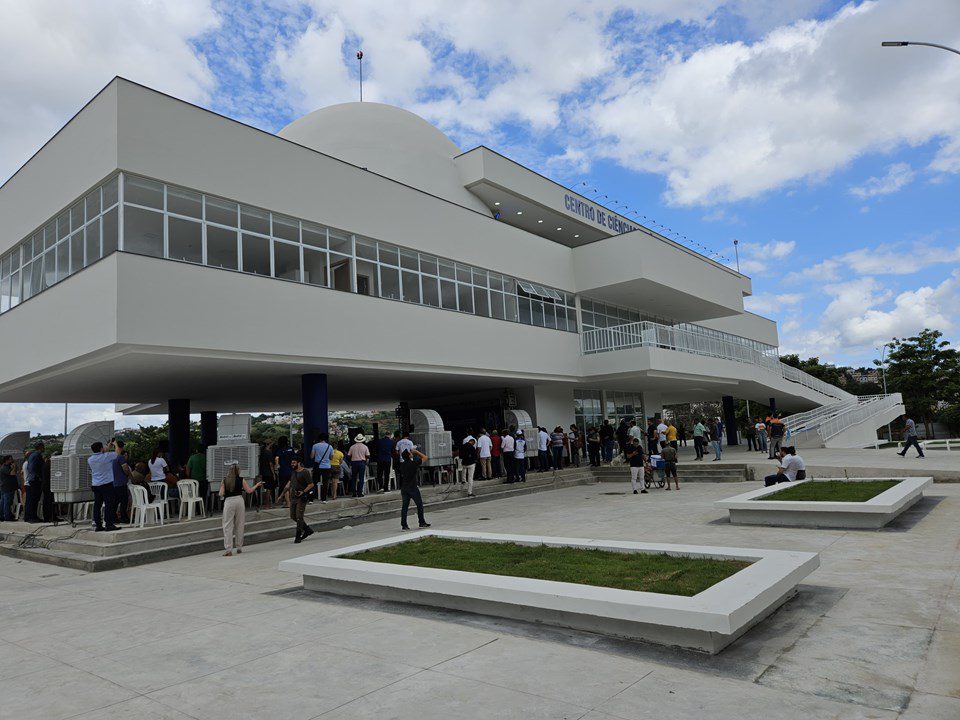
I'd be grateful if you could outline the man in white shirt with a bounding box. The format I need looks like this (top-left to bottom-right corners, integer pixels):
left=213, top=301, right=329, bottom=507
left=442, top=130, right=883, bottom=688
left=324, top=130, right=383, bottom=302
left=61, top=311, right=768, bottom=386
left=501, top=431, right=516, bottom=483
left=764, top=447, right=804, bottom=486
left=628, top=421, right=643, bottom=442
left=476, top=429, right=493, bottom=480
left=656, top=420, right=668, bottom=450
left=536, top=427, right=550, bottom=472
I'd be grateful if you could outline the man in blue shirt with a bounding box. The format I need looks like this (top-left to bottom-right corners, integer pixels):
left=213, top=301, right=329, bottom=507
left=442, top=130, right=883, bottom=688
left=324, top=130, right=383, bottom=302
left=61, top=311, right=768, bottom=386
left=23, top=442, right=45, bottom=523
left=111, top=440, right=132, bottom=524
left=87, top=440, right=121, bottom=531
left=309, top=432, right=333, bottom=502
left=375, top=431, right=395, bottom=493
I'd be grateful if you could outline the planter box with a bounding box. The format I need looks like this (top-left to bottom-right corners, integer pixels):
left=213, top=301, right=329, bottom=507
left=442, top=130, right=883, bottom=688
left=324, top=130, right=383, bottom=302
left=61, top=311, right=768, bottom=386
left=715, top=477, right=933, bottom=529
left=279, top=530, right=819, bottom=654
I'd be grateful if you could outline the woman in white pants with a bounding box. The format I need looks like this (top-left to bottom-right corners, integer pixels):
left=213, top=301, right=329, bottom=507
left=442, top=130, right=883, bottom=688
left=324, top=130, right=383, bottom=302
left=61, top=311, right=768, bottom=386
left=219, top=462, right=263, bottom=556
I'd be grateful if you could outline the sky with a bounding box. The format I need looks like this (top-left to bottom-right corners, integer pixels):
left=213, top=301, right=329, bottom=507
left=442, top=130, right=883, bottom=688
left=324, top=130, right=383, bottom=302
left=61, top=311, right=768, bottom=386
left=0, top=0, right=958, bottom=434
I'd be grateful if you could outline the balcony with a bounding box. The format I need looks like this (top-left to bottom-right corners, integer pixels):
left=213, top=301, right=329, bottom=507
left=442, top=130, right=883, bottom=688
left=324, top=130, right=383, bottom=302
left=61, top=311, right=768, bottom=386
left=580, top=321, right=854, bottom=403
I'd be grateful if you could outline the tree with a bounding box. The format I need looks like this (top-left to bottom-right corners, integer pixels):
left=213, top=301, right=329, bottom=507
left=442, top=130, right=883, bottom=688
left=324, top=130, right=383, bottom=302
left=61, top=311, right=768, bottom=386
left=940, top=405, right=960, bottom=436
left=779, top=354, right=848, bottom=387
left=880, top=329, right=960, bottom=438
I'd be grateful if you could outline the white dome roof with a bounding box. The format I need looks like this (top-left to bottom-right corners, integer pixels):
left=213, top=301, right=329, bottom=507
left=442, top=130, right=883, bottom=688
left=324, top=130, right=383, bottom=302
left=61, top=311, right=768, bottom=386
left=278, top=102, right=489, bottom=213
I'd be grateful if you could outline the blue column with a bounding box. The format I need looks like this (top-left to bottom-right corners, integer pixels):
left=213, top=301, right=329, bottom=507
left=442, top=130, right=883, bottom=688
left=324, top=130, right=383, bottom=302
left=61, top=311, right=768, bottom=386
left=769, top=397, right=778, bottom=415
left=200, top=411, right=218, bottom=448
left=302, top=373, right=329, bottom=465
left=167, top=399, right=190, bottom=470
left=722, top=395, right=739, bottom=446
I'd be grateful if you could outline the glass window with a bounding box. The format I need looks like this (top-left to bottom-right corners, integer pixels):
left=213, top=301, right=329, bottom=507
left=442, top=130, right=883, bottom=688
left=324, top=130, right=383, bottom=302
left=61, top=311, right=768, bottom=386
left=473, top=287, right=489, bottom=317
left=302, top=221, right=326, bottom=248
left=70, top=233, right=84, bottom=274
left=241, top=205, right=270, bottom=235
left=400, top=249, right=418, bottom=271
left=329, top=231, right=352, bottom=254
left=167, top=186, right=202, bottom=218
left=556, top=307, right=568, bottom=332
left=9, top=271, right=19, bottom=307
left=439, top=259, right=455, bottom=280
left=123, top=206, right=164, bottom=258
left=273, top=240, right=301, bottom=281
left=401, top=271, right=420, bottom=304
left=472, top=268, right=487, bottom=287
left=518, top=296, right=531, bottom=324
left=205, top=196, right=237, bottom=226
left=56, top=242, right=69, bottom=282
left=125, top=175, right=163, bottom=209
left=457, top=283, right=473, bottom=313
left=30, top=261, right=42, bottom=296
left=420, top=255, right=438, bottom=276
left=57, top=212, right=69, bottom=241
left=542, top=302, right=556, bottom=329
left=490, top=290, right=505, bottom=319
left=168, top=217, right=203, bottom=264
left=356, top=259, right=378, bottom=296
left=531, top=299, right=544, bottom=327
left=330, top=255, right=352, bottom=292
left=378, top=243, right=399, bottom=266
left=85, top=187, right=101, bottom=220
left=70, top=202, right=84, bottom=233
left=241, top=233, right=271, bottom=275
left=272, top=215, right=299, bottom=243
left=379, top=265, right=401, bottom=300
left=43, top=249, right=56, bottom=288
left=505, top=293, right=518, bottom=322
left=206, top=225, right=238, bottom=269
left=455, top=263, right=471, bottom=282
left=567, top=308, right=577, bottom=331
left=422, top=276, right=440, bottom=307
left=303, top=247, right=327, bottom=286
left=356, top=238, right=377, bottom=261
left=102, top=209, right=118, bottom=255
left=103, top=176, right=119, bottom=208
left=19, top=263, right=31, bottom=301
left=1, top=274, right=9, bottom=312
left=440, top=279, right=457, bottom=310
left=85, top=219, right=101, bottom=266
left=43, top=222, right=55, bottom=250
left=489, top=273, right=504, bottom=291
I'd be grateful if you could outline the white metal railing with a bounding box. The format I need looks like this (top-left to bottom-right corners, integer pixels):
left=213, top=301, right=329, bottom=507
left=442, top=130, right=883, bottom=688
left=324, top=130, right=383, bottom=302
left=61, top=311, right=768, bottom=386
left=898, top=438, right=958, bottom=452
left=791, top=393, right=903, bottom=444
left=783, top=397, right=870, bottom=433
left=580, top=321, right=854, bottom=402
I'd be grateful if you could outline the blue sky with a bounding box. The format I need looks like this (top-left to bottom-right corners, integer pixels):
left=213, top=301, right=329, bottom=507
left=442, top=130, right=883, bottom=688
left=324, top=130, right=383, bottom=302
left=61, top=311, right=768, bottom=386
left=0, top=0, right=958, bottom=433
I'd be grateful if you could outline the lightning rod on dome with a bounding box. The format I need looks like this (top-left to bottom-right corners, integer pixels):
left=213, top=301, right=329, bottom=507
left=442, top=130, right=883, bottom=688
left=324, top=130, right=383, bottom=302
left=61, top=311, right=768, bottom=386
left=356, top=50, right=364, bottom=102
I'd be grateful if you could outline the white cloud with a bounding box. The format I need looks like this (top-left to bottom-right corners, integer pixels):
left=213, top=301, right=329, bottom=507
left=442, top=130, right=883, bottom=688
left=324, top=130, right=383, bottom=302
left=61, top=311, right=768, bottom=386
left=734, top=239, right=796, bottom=275
left=849, top=162, right=915, bottom=199
left=788, top=240, right=960, bottom=283
left=583, top=0, right=960, bottom=205
left=0, top=0, right=220, bottom=183
left=743, top=291, right=804, bottom=313
left=0, top=403, right=168, bottom=438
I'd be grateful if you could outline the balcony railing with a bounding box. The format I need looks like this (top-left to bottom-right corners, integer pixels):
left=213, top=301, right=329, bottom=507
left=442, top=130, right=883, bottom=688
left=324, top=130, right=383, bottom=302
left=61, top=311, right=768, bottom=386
left=580, top=320, right=854, bottom=402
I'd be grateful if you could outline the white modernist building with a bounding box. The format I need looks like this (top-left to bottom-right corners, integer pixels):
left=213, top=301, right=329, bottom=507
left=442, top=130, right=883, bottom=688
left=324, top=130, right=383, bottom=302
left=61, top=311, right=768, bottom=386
left=0, top=78, right=901, bottom=461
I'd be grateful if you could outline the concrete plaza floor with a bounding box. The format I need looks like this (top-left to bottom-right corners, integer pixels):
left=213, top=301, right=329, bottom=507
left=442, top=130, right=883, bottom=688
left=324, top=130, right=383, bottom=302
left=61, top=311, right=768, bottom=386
left=1, top=478, right=958, bottom=720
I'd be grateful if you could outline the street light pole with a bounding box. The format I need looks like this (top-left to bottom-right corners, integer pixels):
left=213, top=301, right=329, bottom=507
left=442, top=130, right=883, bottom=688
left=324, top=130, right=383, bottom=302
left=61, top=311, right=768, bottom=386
left=881, top=41, right=960, bottom=57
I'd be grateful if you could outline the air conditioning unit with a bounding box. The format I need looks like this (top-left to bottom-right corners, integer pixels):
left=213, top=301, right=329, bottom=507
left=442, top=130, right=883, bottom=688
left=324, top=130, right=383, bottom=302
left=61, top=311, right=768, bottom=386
left=207, top=414, right=259, bottom=484
left=0, top=431, right=30, bottom=462
left=51, top=421, right=114, bottom=503
left=505, top=409, right=537, bottom=457
left=409, top=408, right=452, bottom=467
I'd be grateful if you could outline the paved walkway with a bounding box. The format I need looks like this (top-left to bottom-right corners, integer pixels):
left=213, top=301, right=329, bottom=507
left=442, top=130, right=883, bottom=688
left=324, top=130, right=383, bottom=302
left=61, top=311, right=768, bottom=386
left=1, top=480, right=958, bottom=719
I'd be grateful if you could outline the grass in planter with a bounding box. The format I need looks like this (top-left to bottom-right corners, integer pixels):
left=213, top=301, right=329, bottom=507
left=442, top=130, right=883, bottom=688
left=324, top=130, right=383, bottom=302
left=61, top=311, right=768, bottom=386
left=759, top=479, right=900, bottom=502
left=346, top=536, right=750, bottom=597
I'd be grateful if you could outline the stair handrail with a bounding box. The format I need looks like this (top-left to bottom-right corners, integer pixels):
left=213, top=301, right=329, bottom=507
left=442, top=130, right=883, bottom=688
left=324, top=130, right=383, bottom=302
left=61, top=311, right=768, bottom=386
left=813, top=394, right=903, bottom=443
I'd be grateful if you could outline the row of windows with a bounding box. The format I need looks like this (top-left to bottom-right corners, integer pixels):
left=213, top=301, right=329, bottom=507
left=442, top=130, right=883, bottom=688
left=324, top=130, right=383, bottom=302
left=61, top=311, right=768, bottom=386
left=573, top=389, right=646, bottom=437
left=0, top=176, right=120, bottom=313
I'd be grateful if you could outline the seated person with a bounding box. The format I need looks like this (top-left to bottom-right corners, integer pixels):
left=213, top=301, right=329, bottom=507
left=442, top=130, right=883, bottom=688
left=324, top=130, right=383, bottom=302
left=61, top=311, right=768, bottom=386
left=764, top=446, right=805, bottom=487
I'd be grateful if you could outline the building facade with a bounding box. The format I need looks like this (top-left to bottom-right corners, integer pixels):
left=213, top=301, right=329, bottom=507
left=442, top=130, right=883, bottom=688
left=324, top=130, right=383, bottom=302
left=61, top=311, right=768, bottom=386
left=0, top=78, right=860, bottom=461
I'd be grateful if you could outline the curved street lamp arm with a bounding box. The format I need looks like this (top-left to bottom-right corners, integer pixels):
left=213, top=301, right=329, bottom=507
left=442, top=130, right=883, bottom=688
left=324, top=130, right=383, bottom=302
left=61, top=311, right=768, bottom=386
left=882, top=41, right=960, bottom=56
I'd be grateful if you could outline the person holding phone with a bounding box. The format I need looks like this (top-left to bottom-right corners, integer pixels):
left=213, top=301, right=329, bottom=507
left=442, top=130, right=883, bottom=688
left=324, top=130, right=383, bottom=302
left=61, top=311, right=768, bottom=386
left=219, top=461, right=263, bottom=556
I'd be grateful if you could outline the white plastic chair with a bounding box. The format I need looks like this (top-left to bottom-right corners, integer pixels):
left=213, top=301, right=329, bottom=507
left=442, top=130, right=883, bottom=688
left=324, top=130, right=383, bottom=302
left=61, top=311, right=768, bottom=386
left=148, top=481, right=170, bottom=521
left=176, top=480, right=205, bottom=521
left=130, top=484, right=165, bottom=528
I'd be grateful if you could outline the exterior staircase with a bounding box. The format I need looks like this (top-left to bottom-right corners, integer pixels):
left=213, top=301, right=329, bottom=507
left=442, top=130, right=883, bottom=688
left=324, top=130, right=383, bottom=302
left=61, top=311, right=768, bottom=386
left=784, top=393, right=905, bottom=449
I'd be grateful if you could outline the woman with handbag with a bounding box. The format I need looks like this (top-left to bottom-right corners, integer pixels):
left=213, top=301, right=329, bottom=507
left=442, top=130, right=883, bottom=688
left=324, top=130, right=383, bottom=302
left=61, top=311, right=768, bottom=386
left=219, top=461, right=263, bottom=556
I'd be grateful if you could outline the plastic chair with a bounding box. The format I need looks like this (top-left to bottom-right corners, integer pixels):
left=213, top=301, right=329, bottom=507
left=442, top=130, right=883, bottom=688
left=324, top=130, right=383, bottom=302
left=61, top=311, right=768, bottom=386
left=130, top=484, right=165, bottom=528
left=177, top=480, right=205, bottom=521
left=148, top=481, right=170, bottom=521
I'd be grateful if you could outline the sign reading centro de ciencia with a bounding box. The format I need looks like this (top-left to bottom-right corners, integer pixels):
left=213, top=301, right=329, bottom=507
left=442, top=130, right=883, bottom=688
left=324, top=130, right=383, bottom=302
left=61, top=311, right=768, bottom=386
left=563, top=194, right=639, bottom=234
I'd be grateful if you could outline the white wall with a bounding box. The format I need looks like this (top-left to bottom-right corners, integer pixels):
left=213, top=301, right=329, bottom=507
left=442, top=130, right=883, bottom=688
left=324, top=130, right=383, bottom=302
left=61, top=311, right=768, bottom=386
left=698, top=312, right=779, bottom=347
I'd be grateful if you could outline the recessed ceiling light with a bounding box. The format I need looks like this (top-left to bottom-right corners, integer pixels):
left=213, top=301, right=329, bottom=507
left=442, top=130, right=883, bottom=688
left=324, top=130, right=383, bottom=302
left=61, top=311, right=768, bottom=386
left=494, top=202, right=500, bottom=206
left=574, top=234, right=580, bottom=238
left=516, top=211, right=523, bottom=215
left=556, top=227, right=562, bottom=231
left=537, top=219, right=543, bottom=224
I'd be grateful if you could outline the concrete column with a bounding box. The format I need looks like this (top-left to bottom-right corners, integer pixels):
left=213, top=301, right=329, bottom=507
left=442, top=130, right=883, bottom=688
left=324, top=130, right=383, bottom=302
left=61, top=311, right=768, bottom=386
left=302, top=373, right=328, bottom=465
left=200, top=411, right=218, bottom=448
left=530, top=384, right=575, bottom=430
left=769, top=397, right=777, bottom=415
left=642, top=391, right=663, bottom=421
left=722, top=395, right=739, bottom=446
left=167, top=399, right=190, bottom=470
